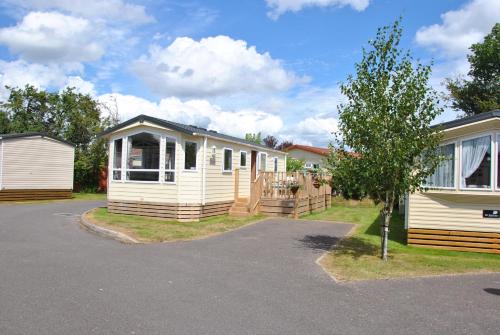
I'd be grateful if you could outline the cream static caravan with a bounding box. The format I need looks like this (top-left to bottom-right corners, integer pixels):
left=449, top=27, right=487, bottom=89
left=407, top=110, right=500, bottom=254
left=100, top=115, right=287, bottom=221
left=0, top=133, right=74, bottom=200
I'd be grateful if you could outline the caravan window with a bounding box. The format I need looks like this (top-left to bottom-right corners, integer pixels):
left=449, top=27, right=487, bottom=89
left=126, top=132, right=160, bottom=181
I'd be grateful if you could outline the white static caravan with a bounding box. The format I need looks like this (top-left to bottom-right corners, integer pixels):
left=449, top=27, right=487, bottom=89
left=100, top=115, right=287, bottom=221
left=407, top=110, right=500, bottom=254
left=284, top=144, right=330, bottom=170
left=0, top=133, right=74, bottom=200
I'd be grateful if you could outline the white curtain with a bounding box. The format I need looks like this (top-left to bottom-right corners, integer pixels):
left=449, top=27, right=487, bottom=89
left=461, top=135, right=490, bottom=187
left=426, top=144, right=454, bottom=187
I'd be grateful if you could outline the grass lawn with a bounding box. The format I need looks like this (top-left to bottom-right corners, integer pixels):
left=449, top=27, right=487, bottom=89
left=72, top=192, right=107, bottom=201
left=0, top=192, right=106, bottom=204
left=304, top=198, right=500, bottom=281
left=85, top=207, right=265, bottom=243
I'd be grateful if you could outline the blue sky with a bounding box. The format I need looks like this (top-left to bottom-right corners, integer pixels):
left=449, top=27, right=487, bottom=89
left=0, top=0, right=498, bottom=145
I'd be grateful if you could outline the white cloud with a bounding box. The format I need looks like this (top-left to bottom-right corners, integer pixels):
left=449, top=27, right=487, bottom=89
left=416, top=0, right=500, bottom=57
left=266, top=0, right=370, bottom=19
left=98, top=94, right=284, bottom=137
left=131, top=35, right=306, bottom=98
left=63, top=76, right=96, bottom=96
left=0, top=60, right=95, bottom=100
left=289, top=116, right=338, bottom=146
left=5, top=0, right=153, bottom=24
left=0, top=11, right=104, bottom=63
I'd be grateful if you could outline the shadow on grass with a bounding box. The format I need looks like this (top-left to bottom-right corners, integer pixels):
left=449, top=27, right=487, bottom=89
left=484, top=288, right=500, bottom=296
left=364, top=211, right=407, bottom=246
left=297, top=235, right=378, bottom=260
left=334, top=236, right=379, bottom=259
left=298, top=235, right=340, bottom=251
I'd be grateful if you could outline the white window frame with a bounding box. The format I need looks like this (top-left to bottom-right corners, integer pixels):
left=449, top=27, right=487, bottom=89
left=459, top=132, right=494, bottom=191
left=111, top=138, right=124, bottom=181
left=222, top=147, right=233, bottom=173
left=125, top=131, right=162, bottom=183
left=184, top=140, right=198, bottom=172
left=110, top=129, right=178, bottom=184
left=495, top=133, right=500, bottom=192
left=273, top=156, right=278, bottom=173
left=423, top=140, right=457, bottom=190
left=164, top=136, right=176, bottom=184
left=257, top=152, right=267, bottom=172
left=239, top=150, right=248, bottom=169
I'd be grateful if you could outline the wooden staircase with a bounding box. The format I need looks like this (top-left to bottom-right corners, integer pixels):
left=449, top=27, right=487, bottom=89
left=229, top=198, right=250, bottom=217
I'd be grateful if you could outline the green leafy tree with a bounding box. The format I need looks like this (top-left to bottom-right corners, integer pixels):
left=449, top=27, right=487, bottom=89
left=446, top=23, right=500, bottom=115
left=325, top=149, right=366, bottom=200
left=0, top=85, right=116, bottom=191
left=245, top=132, right=262, bottom=144
left=334, top=19, right=443, bottom=260
left=0, top=111, right=9, bottom=133
left=286, top=157, right=305, bottom=172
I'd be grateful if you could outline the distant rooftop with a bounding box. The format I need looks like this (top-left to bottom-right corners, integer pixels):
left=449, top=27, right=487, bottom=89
left=284, top=144, right=330, bottom=156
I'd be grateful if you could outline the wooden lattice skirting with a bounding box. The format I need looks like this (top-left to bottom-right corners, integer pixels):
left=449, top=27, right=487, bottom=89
left=408, top=228, right=500, bottom=254
left=0, top=189, right=72, bottom=201
left=259, top=195, right=331, bottom=218
left=107, top=200, right=234, bottom=222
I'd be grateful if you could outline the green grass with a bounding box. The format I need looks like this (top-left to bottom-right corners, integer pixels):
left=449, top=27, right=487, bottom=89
left=304, top=198, right=500, bottom=281
left=72, top=192, right=107, bottom=201
left=86, top=207, right=265, bottom=242
left=0, top=192, right=106, bottom=204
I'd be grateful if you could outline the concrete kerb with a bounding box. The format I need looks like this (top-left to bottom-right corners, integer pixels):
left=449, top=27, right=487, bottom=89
left=80, top=208, right=139, bottom=244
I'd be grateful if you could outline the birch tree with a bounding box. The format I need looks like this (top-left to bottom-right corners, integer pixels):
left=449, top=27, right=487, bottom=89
left=335, top=19, right=443, bottom=260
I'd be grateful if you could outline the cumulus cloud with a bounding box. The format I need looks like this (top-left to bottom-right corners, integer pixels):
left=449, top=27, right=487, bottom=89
left=131, top=35, right=306, bottom=98
left=266, top=0, right=370, bottom=19
left=0, top=11, right=104, bottom=63
left=98, top=94, right=284, bottom=137
left=288, top=116, right=338, bottom=146
left=63, top=76, right=96, bottom=96
left=5, top=0, right=153, bottom=24
left=416, top=0, right=500, bottom=57
left=0, top=60, right=95, bottom=100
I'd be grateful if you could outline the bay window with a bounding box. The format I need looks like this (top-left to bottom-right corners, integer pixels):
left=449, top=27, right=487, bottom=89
left=425, top=143, right=455, bottom=188
left=223, top=148, right=233, bottom=172
left=185, top=141, right=197, bottom=170
left=127, top=132, right=160, bottom=181
left=165, top=139, right=176, bottom=182
left=461, top=135, right=491, bottom=189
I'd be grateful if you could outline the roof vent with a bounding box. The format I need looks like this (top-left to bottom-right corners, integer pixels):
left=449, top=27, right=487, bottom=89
left=209, top=129, right=218, bottom=133
left=198, top=127, right=207, bottom=131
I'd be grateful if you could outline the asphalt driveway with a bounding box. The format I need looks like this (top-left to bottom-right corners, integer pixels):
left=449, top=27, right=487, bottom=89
left=0, top=201, right=499, bottom=335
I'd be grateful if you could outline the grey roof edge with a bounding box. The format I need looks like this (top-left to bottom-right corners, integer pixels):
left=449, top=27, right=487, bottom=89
left=0, top=132, right=74, bottom=147
left=432, top=110, right=500, bottom=130
left=98, top=114, right=287, bottom=153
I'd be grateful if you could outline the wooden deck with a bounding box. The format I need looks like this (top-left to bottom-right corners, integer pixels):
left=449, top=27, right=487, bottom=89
left=237, top=171, right=332, bottom=218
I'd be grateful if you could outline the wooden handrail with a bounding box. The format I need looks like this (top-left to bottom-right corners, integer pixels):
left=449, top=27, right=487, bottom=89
left=249, top=173, right=264, bottom=213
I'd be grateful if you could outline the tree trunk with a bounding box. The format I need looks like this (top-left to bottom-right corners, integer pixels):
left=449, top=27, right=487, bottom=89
left=380, top=192, right=395, bottom=261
